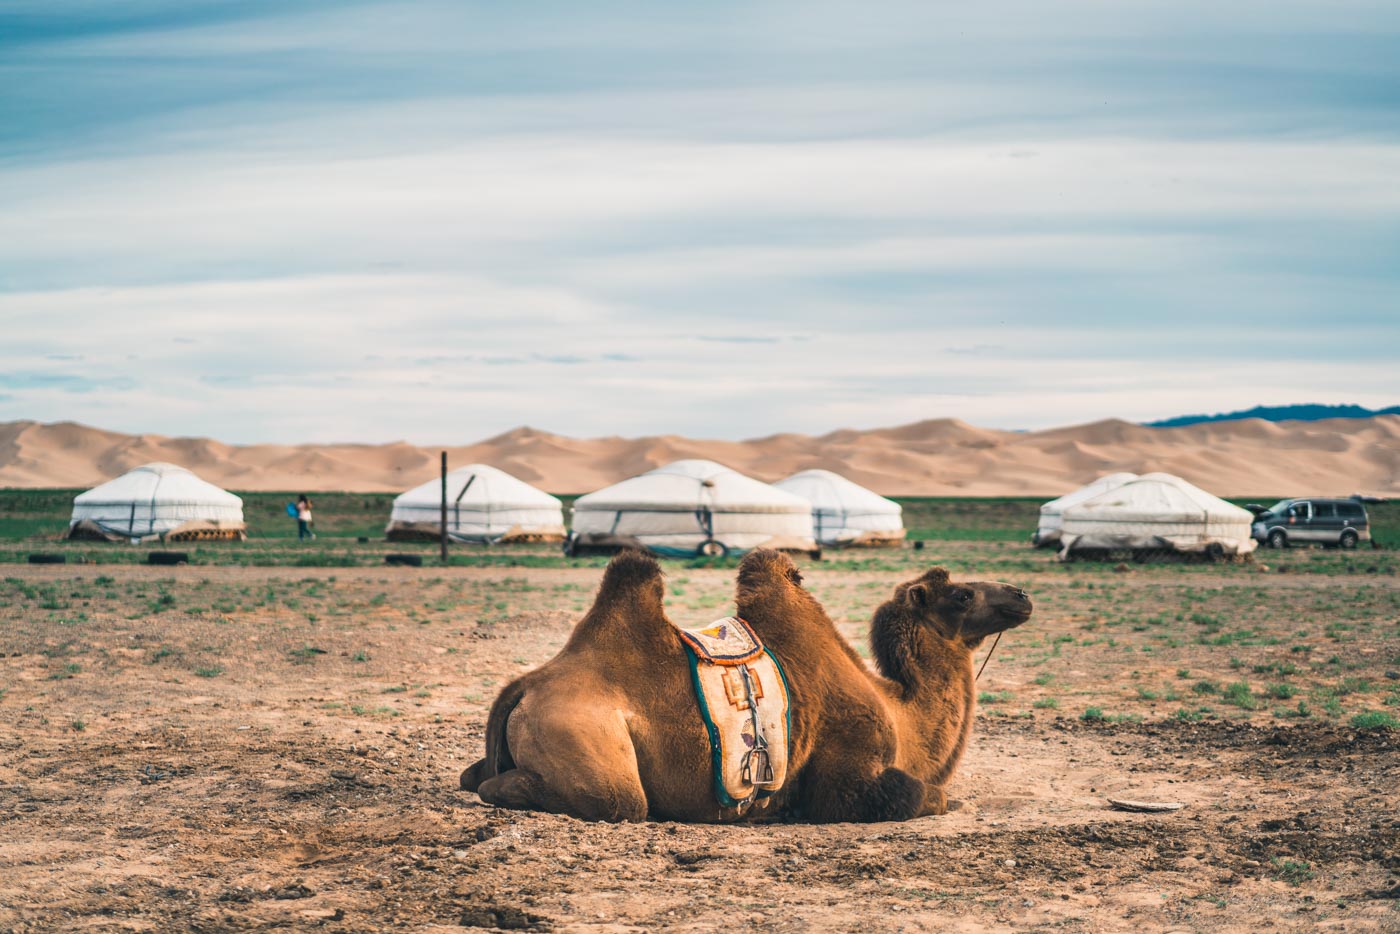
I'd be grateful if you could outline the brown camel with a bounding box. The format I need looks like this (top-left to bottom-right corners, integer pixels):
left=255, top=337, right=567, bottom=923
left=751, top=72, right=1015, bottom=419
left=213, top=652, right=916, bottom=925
left=459, top=549, right=1032, bottom=823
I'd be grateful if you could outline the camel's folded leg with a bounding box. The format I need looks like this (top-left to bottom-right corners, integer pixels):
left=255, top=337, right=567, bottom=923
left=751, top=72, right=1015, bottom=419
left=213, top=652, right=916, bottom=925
left=802, top=766, right=926, bottom=823
left=477, top=768, right=646, bottom=823
left=459, top=758, right=488, bottom=792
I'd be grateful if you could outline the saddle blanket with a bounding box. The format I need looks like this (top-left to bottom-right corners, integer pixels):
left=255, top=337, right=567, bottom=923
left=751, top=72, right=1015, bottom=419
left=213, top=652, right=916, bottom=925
left=673, top=616, right=791, bottom=812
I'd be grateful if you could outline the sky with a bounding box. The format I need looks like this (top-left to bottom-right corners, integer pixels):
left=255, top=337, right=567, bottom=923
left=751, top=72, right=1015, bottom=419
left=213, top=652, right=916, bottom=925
left=2, top=1, right=1398, bottom=445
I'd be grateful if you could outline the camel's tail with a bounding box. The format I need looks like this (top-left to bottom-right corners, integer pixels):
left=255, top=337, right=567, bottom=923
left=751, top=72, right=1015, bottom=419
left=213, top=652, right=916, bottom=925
left=459, top=678, right=527, bottom=792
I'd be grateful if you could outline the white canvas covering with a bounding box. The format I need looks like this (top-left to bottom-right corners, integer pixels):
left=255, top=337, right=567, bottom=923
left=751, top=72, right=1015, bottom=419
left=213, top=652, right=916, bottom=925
left=774, top=469, right=904, bottom=546
left=68, top=462, right=245, bottom=542
left=570, top=459, right=816, bottom=556
left=1059, top=472, right=1257, bottom=558
left=1034, top=472, right=1138, bottom=546
left=386, top=465, right=564, bottom=543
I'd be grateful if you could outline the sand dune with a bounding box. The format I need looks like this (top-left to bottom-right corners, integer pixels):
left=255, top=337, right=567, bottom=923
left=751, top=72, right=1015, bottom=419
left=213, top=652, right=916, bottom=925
left=1, top=416, right=1396, bottom=497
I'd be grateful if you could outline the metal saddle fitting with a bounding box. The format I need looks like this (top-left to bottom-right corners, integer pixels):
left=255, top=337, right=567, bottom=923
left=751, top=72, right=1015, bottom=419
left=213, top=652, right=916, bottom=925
left=738, top=664, right=778, bottom=787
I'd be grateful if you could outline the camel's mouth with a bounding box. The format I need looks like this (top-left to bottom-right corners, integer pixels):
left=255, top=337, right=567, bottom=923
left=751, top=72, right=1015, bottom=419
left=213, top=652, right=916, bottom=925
left=996, top=606, right=1033, bottom=629
left=988, top=592, right=1033, bottom=632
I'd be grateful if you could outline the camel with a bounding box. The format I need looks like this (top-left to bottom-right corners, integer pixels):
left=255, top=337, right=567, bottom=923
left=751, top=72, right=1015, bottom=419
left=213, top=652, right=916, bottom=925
left=459, top=549, right=1032, bottom=822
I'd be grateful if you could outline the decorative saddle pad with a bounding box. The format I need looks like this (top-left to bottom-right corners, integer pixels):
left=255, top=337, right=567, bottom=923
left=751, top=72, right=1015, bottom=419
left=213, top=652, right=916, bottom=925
left=673, top=616, right=791, bottom=812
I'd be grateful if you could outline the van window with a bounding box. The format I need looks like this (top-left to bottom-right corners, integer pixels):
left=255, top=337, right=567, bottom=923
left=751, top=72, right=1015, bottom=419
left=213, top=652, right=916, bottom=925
left=1339, top=502, right=1365, bottom=520
left=1290, top=502, right=1312, bottom=520
left=1314, top=503, right=1336, bottom=518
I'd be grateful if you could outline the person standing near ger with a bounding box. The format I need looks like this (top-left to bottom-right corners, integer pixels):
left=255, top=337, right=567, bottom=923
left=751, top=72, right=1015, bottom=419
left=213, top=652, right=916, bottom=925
left=296, top=494, right=315, bottom=541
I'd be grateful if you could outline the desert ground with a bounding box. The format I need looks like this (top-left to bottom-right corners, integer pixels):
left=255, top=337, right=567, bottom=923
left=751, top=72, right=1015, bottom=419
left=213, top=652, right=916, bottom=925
left=1, top=535, right=1397, bottom=932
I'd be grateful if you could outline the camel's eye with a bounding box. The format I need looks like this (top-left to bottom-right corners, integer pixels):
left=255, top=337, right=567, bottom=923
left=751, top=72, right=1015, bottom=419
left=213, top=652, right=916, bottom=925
left=950, top=588, right=974, bottom=607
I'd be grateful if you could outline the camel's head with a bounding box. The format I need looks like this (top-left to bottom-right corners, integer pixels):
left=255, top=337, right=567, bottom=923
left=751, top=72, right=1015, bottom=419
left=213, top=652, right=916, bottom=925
left=898, top=567, right=1033, bottom=646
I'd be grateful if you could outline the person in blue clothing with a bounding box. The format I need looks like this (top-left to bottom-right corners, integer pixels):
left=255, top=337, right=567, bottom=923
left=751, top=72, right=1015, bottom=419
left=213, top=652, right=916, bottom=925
left=295, top=494, right=315, bottom=541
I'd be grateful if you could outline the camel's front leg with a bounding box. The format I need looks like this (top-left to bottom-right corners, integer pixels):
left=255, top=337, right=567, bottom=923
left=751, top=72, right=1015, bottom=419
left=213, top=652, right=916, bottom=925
left=801, top=764, right=926, bottom=823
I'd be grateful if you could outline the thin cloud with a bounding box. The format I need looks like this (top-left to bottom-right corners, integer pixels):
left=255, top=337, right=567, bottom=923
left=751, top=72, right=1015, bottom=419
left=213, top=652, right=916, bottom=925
left=0, top=1, right=1396, bottom=442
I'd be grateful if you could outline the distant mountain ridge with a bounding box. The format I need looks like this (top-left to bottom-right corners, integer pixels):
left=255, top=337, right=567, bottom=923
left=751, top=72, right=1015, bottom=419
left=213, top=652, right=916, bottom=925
left=1146, top=404, right=1400, bottom=428
left=2, top=414, right=1397, bottom=496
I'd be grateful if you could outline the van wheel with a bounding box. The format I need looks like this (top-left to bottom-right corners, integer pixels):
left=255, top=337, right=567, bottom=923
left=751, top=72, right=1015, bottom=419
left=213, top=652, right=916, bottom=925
left=696, top=540, right=728, bottom=558
left=1267, top=529, right=1288, bottom=549
left=1339, top=530, right=1359, bottom=550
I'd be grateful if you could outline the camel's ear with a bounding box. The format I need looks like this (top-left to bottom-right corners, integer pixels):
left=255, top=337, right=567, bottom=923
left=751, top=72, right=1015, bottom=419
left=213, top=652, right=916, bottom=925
left=920, top=567, right=951, bottom=591
left=905, top=567, right=950, bottom=609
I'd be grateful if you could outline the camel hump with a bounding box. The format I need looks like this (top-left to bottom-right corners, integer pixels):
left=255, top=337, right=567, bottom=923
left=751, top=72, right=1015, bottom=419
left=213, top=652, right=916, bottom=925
left=736, top=549, right=802, bottom=597
left=597, top=549, right=665, bottom=599
left=566, top=549, right=671, bottom=646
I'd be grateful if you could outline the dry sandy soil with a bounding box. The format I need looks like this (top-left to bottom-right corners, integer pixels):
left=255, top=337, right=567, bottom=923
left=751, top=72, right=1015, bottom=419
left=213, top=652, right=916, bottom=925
left=1, top=554, right=1397, bottom=932
left=3, top=414, right=1398, bottom=496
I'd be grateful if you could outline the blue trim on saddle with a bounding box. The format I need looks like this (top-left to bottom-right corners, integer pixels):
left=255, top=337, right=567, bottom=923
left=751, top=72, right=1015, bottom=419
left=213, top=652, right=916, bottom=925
left=683, top=644, right=738, bottom=808
left=763, top=646, right=794, bottom=800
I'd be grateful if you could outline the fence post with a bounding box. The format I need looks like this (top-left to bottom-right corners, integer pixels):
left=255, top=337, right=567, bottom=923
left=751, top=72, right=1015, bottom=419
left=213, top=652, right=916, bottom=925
left=440, top=451, right=449, bottom=564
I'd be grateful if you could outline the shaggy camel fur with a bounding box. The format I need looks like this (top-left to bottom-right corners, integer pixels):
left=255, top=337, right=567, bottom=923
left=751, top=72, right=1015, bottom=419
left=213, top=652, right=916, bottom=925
left=460, top=549, right=1032, bottom=822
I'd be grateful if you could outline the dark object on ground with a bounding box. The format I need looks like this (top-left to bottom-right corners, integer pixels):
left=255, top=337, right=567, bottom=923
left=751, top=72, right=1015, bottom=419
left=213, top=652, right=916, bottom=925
left=385, top=554, right=423, bottom=567
left=460, top=902, right=548, bottom=930
left=357, top=536, right=370, bottom=543
left=147, top=552, right=189, bottom=566
left=913, top=540, right=925, bottom=551
left=27, top=553, right=66, bottom=564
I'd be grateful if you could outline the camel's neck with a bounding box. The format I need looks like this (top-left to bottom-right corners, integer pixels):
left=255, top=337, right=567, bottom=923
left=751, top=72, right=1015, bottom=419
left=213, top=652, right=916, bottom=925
left=869, top=608, right=977, bottom=786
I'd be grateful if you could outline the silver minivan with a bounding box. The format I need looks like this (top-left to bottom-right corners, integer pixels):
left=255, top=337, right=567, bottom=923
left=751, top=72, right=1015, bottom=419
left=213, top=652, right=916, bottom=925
left=1250, top=498, right=1370, bottom=549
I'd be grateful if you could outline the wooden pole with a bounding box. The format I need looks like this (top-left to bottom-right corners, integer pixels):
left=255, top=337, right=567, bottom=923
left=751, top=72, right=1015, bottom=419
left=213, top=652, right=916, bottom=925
left=440, top=451, right=449, bottom=564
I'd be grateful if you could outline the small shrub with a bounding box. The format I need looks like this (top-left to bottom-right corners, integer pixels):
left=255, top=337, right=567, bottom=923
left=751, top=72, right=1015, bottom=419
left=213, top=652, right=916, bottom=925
left=352, top=650, right=370, bottom=663
left=1271, top=858, right=1315, bottom=886
left=1266, top=683, right=1296, bottom=699
left=1222, top=682, right=1258, bottom=710
left=1033, top=697, right=1059, bottom=709
left=1192, top=680, right=1220, bottom=696
left=978, top=690, right=1012, bottom=705
left=1080, top=707, right=1104, bottom=722
left=194, top=666, right=223, bottom=678
left=1351, top=711, right=1399, bottom=730
left=288, top=645, right=326, bottom=663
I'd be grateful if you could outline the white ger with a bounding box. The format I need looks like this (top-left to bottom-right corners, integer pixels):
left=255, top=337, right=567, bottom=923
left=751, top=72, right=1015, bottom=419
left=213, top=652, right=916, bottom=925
left=774, top=469, right=904, bottom=547
left=68, top=462, right=245, bottom=543
left=569, top=459, right=816, bottom=557
left=386, top=464, right=565, bottom=543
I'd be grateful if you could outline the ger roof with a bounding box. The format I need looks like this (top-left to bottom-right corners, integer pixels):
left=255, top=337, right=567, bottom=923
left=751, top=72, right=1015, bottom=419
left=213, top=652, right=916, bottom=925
left=73, top=463, right=241, bottom=507
left=574, top=459, right=810, bottom=514
left=775, top=469, right=901, bottom=516
left=393, top=464, right=560, bottom=510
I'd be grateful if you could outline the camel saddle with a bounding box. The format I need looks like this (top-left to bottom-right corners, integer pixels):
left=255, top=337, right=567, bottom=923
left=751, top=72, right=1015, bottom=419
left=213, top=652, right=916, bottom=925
left=673, top=616, right=791, bottom=813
